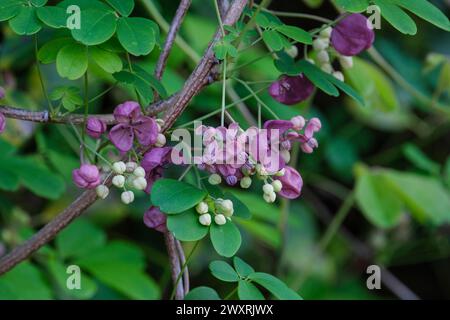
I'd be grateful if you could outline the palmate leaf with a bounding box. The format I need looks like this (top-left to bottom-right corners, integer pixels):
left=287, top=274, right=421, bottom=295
left=166, top=210, right=209, bottom=241
left=9, top=6, right=42, bottom=35
left=117, top=17, right=159, bottom=56
left=38, top=37, right=74, bottom=64
left=71, top=9, right=117, bottom=46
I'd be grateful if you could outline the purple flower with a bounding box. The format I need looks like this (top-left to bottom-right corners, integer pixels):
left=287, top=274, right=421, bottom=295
left=269, top=74, right=315, bottom=105
left=275, top=166, right=303, bottom=199
left=144, top=206, right=167, bottom=232
left=331, top=13, right=375, bottom=56
left=0, top=113, right=5, bottom=134
left=141, top=147, right=172, bottom=193
left=109, top=101, right=158, bottom=152
left=72, top=164, right=101, bottom=189
left=86, top=117, right=107, bottom=139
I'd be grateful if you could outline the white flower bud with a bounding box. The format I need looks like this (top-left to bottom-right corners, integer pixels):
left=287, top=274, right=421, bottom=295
left=275, top=168, right=286, bottom=177
left=286, top=45, right=298, bottom=58
left=208, top=174, right=222, bottom=185
left=155, top=133, right=166, bottom=147
left=196, top=201, right=209, bottom=214
left=317, top=50, right=330, bottom=64
left=214, top=214, right=227, bottom=225
left=263, top=184, right=274, bottom=195
left=222, top=199, right=233, bottom=212
left=121, top=191, right=135, bottom=204
left=133, top=166, right=146, bottom=178
left=333, top=71, right=345, bottom=82
left=126, top=161, right=138, bottom=173
left=263, top=191, right=277, bottom=203
left=112, top=161, right=126, bottom=174
left=156, top=118, right=165, bottom=126
left=240, top=176, right=252, bottom=189
left=199, top=213, right=212, bottom=226
left=339, top=55, right=354, bottom=69
left=272, top=180, right=283, bottom=193
left=319, top=26, right=333, bottom=39
left=112, top=175, right=126, bottom=188
left=281, top=149, right=291, bottom=163
left=96, top=185, right=109, bottom=199
left=133, top=177, right=147, bottom=190
left=313, top=38, right=328, bottom=51
left=321, top=63, right=333, bottom=74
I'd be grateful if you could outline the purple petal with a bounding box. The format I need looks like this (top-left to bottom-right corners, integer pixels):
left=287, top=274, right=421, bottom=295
left=133, top=116, right=158, bottom=146
left=144, top=206, right=167, bottom=233
left=72, top=164, right=100, bottom=189
left=113, top=101, right=141, bottom=123
left=86, top=117, right=107, bottom=139
left=275, top=166, right=303, bottom=199
left=269, top=74, right=315, bottom=105
left=109, top=123, right=134, bottom=152
left=141, top=147, right=172, bottom=172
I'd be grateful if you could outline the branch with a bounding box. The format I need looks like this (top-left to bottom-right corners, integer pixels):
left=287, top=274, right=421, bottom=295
left=0, top=0, right=249, bottom=282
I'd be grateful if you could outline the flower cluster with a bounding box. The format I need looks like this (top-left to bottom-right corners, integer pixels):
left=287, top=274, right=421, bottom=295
left=195, top=198, right=234, bottom=226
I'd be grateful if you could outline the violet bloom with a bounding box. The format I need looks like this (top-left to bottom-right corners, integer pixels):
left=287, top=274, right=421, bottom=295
left=144, top=206, right=167, bottom=232
left=86, top=117, right=107, bottom=139
left=269, top=74, right=315, bottom=105
left=331, top=13, right=375, bottom=56
left=0, top=113, right=5, bottom=134
left=72, top=164, right=101, bottom=189
left=141, top=147, right=172, bottom=193
left=275, top=166, right=303, bottom=199
left=109, top=101, right=158, bottom=152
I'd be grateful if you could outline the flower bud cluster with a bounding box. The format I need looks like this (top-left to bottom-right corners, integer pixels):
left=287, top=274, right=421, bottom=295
left=195, top=198, right=234, bottom=226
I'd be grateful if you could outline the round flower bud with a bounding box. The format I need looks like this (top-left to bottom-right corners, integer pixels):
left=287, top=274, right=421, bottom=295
left=156, top=118, right=165, bottom=126
left=339, top=55, right=354, bottom=69
left=196, top=201, right=209, bottom=215
left=281, top=149, right=291, bottom=163
left=320, top=26, right=333, bottom=39
left=240, top=176, right=252, bottom=189
left=112, top=161, right=126, bottom=174
left=214, top=214, right=227, bottom=226
left=208, top=174, right=222, bottom=185
left=126, top=161, right=138, bottom=173
left=199, top=213, right=212, bottom=226
left=133, top=166, right=146, bottom=178
left=263, top=192, right=276, bottom=203
left=272, top=180, right=283, bottom=193
left=86, top=117, right=107, bottom=139
left=317, top=50, right=330, bottom=64
left=222, top=200, right=234, bottom=213
left=291, top=116, right=305, bottom=131
left=155, top=133, right=166, bottom=147
left=133, top=177, right=147, bottom=190
left=333, top=71, right=345, bottom=82
left=263, top=184, right=274, bottom=195
left=96, top=185, right=109, bottom=199
left=121, top=191, right=135, bottom=204
left=72, top=164, right=101, bottom=189
left=313, top=38, right=328, bottom=51
left=286, top=45, right=298, bottom=58
left=112, top=175, right=126, bottom=188
left=321, top=63, right=333, bottom=74
left=269, top=74, right=315, bottom=105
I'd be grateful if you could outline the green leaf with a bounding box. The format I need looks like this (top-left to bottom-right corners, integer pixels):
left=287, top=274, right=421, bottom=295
left=325, top=71, right=365, bottom=106
left=117, top=17, right=158, bottom=56
left=55, top=219, right=106, bottom=259
left=224, top=192, right=251, bottom=219
left=274, top=52, right=303, bottom=76
left=213, top=42, right=228, bottom=60
left=113, top=70, right=154, bottom=105
left=355, top=169, right=403, bottom=228
left=0, top=169, right=19, bottom=191
left=262, top=30, right=284, bottom=51
left=233, top=257, right=255, bottom=278
left=255, top=11, right=282, bottom=29
left=9, top=6, right=42, bottom=35
left=36, top=6, right=67, bottom=28
left=90, top=46, right=123, bottom=73
left=56, top=43, right=88, bottom=80
left=210, top=221, right=242, bottom=257
left=0, top=0, right=23, bottom=22
left=151, top=179, right=207, bottom=214
left=106, top=0, right=134, bottom=16
left=374, top=0, right=417, bottom=35
left=247, top=272, right=302, bottom=300
left=335, top=0, right=370, bottom=12
left=38, top=37, right=73, bottom=64
left=185, top=287, right=221, bottom=300
left=395, top=0, right=450, bottom=31
left=49, top=86, right=83, bottom=111
left=209, top=260, right=239, bottom=282
left=167, top=210, right=209, bottom=241
left=297, top=60, right=339, bottom=96
left=402, top=144, right=441, bottom=175
left=71, top=9, right=117, bottom=46
left=238, top=280, right=265, bottom=300
left=133, top=65, right=168, bottom=98
left=31, top=0, right=47, bottom=6
left=276, top=25, right=312, bottom=44
left=58, top=0, right=112, bottom=11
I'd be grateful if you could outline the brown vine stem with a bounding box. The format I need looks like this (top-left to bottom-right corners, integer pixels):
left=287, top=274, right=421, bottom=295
left=0, top=0, right=249, bottom=301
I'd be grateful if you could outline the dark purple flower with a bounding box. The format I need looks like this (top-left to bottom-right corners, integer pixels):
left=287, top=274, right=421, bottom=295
left=141, top=147, right=172, bottom=193
left=275, top=166, right=303, bottom=199
left=109, top=101, right=158, bottom=152
left=86, top=117, right=107, bottom=139
left=144, top=206, right=167, bottom=232
left=72, top=164, right=101, bottom=189
left=0, top=113, right=5, bottom=134
left=269, top=74, right=315, bottom=105
left=331, top=13, right=375, bottom=56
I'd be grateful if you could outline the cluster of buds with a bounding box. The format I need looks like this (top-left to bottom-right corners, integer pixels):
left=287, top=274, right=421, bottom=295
left=195, top=198, right=234, bottom=226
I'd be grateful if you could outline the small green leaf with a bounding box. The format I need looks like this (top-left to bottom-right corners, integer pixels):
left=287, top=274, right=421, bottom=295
left=0, top=169, right=19, bottom=191
left=233, top=257, right=255, bottom=277
left=185, top=287, right=221, bottom=300
left=374, top=0, right=417, bottom=35
left=255, top=11, right=282, bottom=28
left=210, top=221, right=242, bottom=257
left=335, top=0, right=370, bottom=12
left=9, top=6, right=42, bottom=35
left=325, top=71, right=365, bottom=106
left=0, top=0, right=23, bottom=22
left=151, top=179, right=207, bottom=214
left=224, top=192, right=251, bottom=219
left=117, top=17, right=158, bottom=56
left=49, top=86, right=83, bottom=111
left=402, top=144, right=441, bottom=175
left=276, top=25, right=312, bottom=44
left=247, top=272, right=302, bottom=300
left=213, top=42, right=228, bottom=60
left=36, top=6, right=67, bottom=28
left=90, top=46, right=123, bottom=73
left=105, top=0, right=134, bottom=16
left=209, top=260, right=239, bottom=282
left=395, top=0, right=450, bottom=32
left=167, top=210, right=209, bottom=241
left=238, top=280, right=265, bottom=300
left=114, top=70, right=154, bottom=105
left=71, top=9, right=117, bottom=46
left=56, top=43, right=88, bottom=80
left=38, top=38, right=73, bottom=64
left=262, top=30, right=284, bottom=51
left=298, top=60, right=339, bottom=96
